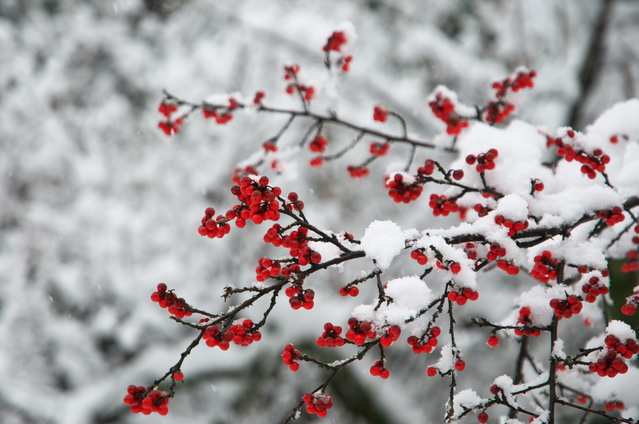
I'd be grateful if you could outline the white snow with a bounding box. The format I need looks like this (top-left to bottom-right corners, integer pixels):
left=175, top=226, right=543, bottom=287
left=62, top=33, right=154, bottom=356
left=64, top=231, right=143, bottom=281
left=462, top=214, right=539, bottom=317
left=360, top=220, right=407, bottom=270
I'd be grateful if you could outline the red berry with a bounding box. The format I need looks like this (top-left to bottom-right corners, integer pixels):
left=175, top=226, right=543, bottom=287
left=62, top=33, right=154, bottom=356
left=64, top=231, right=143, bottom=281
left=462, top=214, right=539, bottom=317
left=455, top=359, right=466, bottom=371
left=478, top=412, right=489, bottom=423
left=487, top=335, right=499, bottom=347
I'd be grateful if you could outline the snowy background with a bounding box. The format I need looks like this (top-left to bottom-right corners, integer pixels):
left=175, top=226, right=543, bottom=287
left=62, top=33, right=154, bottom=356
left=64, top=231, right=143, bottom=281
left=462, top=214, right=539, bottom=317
left=1, top=1, right=638, bottom=423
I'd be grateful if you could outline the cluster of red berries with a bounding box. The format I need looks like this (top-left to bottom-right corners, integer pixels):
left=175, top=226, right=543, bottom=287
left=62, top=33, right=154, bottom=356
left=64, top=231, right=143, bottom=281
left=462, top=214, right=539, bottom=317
left=347, top=165, right=370, bottom=178
left=531, top=250, right=558, bottom=283
left=485, top=101, right=516, bottom=124
left=198, top=207, right=232, bottom=238
left=589, top=334, right=638, bottom=377
left=386, top=173, right=423, bottom=203
left=370, top=141, right=390, bottom=156
left=486, top=243, right=507, bottom=261
left=429, top=194, right=460, bottom=217
left=473, top=203, right=492, bottom=217
left=124, top=386, right=169, bottom=415
left=515, top=306, right=541, bottom=337
left=621, top=286, right=639, bottom=315
left=497, top=259, right=520, bottom=275
left=448, top=287, right=479, bottom=305
left=338, top=285, right=360, bottom=296
left=158, top=100, right=183, bottom=136
left=253, top=90, right=265, bottom=105
left=345, top=318, right=376, bottom=345
left=302, top=393, right=333, bottom=417
left=150, top=283, right=192, bottom=319
left=158, top=100, right=178, bottom=117
left=202, top=107, right=233, bottom=124
left=255, top=257, right=282, bottom=282
left=379, top=325, right=402, bottom=347
left=604, top=401, right=626, bottom=411
left=410, top=248, right=429, bottom=265
left=202, top=321, right=262, bottom=350
left=158, top=117, right=184, bottom=136
left=263, top=141, right=277, bottom=152
left=494, top=214, right=529, bottom=237
left=407, top=326, right=441, bottom=354
left=231, top=165, right=258, bottom=185
left=417, top=159, right=436, bottom=176
left=282, top=344, right=302, bottom=371
left=549, top=294, right=583, bottom=320
left=283, top=192, right=304, bottom=212
left=283, top=226, right=322, bottom=266
left=323, top=30, right=347, bottom=52
left=596, top=207, right=625, bottom=227
left=227, top=175, right=282, bottom=226
left=316, top=323, right=345, bottom=347
left=284, top=64, right=315, bottom=101
left=549, top=136, right=611, bottom=179
left=466, top=149, right=499, bottom=173
left=309, top=134, right=329, bottom=153
left=285, top=284, right=315, bottom=310
left=370, top=360, right=390, bottom=379
left=373, top=105, right=389, bottom=122
left=429, top=93, right=469, bottom=135
left=621, top=250, right=639, bottom=273
left=323, top=31, right=353, bottom=72
left=492, top=69, right=536, bottom=97
left=581, top=276, right=609, bottom=303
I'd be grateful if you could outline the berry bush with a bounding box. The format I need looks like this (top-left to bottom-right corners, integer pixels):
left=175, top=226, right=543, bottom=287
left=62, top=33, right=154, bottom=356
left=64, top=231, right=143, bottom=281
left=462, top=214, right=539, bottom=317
left=129, top=23, right=639, bottom=424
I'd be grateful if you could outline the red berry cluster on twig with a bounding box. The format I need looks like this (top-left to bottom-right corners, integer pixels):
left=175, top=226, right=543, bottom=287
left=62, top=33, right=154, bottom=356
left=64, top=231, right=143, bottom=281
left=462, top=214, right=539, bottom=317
left=198, top=207, right=232, bottom=238
left=466, top=149, right=499, bottom=173
left=284, top=64, right=315, bottom=101
left=429, top=92, right=469, bottom=135
left=373, top=105, right=388, bottom=122
left=448, top=287, right=479, bottom=305
left=407, top=326, right=441, bottom=354
left=370, top=141, right=390, bottom=156
left=549, top=294, right=583, bottom=320
left=515, top=306, right=541, bottom=337
left=548, top=135, right=611, bottom=179
left=370, top=360, right=390, bottom=379
left=621, top=250, right=639, bottom=273
left=621, top=287, right=639, bottom=315
left=410, top=248, right=429, bottom=265
left=339, top=285, right=359, bottom=296
left=386, top=173, right=423, bottom=203
left=429, top=194, right=460, bottom=217
left=581, top=276, right=609, bottom=303
left=151, top=283, right=192, bottom=319
left=379, top=325, right=402, bottom=347
left=531, top=250, right=558, bottom=283
left=124, top=386, right=170, bottom=415
left=302, top=393, right=333, bottom=417
left=596, top=207, right=625, bottom=227
left=494, top=214, right=529, bottom=237
left=309, top=134, right=329, bottom=153
left=347, top=165, right=370, bottom=178
left=345, top=318, right=376, bottom=345
left=281, top=344, right=302, bottom=371
left=589, top=334, right=638, bottom=377
left=286, top=284, right=315, bottom=310
left=317, top=323, right=345, bottom=347
left=228, top=176, right=282, bottom=226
